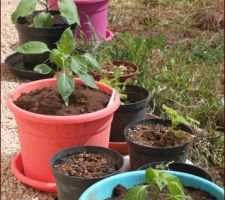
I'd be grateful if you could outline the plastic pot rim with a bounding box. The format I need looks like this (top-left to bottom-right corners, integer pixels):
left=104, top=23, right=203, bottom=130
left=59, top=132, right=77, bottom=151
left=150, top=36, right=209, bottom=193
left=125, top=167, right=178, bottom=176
left=50, top=145, right=124, bottom=181
left=16, top=10, right=77, bottom=30
left=118, top=84, right=150, bottom=107
left=7, top=78, right=120, bottom=124
left=124, top=118, right=194, bottom=150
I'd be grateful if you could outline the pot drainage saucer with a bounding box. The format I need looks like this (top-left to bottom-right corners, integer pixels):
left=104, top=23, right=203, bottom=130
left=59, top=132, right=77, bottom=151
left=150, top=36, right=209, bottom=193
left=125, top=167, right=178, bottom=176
left=11, top=153, right=57, bottom=193
left=4, top=52, right=54, bottom=80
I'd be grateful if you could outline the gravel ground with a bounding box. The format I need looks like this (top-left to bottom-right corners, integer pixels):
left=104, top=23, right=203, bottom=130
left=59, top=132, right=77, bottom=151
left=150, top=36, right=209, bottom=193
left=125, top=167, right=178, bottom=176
left=1, top=0, right=54, bottom=199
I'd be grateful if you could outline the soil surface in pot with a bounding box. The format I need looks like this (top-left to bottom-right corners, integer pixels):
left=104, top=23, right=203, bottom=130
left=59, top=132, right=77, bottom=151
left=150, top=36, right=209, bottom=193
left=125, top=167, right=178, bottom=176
left=106, top=184, right=216, bottom=200
left=54, top=152, right=119, bottom=178
left=18, top=13, right=67, bottom=27
left=101, top=64, right=135, bottom=76
left=14, top=85, right=110, bottom=115
left=127, top=124, right=190, bottom=147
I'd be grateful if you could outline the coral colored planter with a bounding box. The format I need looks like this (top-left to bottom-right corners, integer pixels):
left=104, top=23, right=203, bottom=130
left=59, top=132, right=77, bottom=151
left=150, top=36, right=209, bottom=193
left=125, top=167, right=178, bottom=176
left=79, top=171, right=224, bottom=200
left=48, top=0, right=109, bottom=40
left=8, top=78, right=120, bottom=184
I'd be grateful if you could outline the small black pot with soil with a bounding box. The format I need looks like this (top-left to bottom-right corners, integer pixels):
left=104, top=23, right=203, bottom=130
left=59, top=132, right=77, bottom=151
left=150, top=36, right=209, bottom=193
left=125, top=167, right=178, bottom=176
left=110, top=84, right=149, bottom=142
left=50, top=146, right=124, bottom=200
left=137, top=161, right=213, bottom=181
left=124, top=119, right=194, bottom=170
left=15, top=10, right=77, bottom=69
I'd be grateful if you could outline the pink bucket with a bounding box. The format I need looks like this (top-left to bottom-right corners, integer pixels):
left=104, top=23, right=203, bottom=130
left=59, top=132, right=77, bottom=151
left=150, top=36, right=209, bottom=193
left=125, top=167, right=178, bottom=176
left=49, top=0, right=109, bottom=40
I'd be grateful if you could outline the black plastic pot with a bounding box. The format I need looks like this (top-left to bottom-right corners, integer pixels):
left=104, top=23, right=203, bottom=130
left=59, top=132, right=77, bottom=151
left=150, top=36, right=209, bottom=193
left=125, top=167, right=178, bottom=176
left=50, top=146, right=124, bottom=200
left=15, top=10, right=77, bottom=69
left=4, top=52, right=54, bottom=80
left=124, top=119, right=194, bottom=170
left=137, top=161, right=213, bottom=182
left=110, top=85, right=149, bottom=142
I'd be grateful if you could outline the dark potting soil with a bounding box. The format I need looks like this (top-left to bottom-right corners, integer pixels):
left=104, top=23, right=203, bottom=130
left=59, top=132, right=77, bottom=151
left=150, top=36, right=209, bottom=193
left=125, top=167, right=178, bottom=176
left=127, top=124, right=190, bottom=147
left=54, top=152, right=118, bottom=178
left=18, top=13, right=67, bottom=27
left=106, top=184, right=216, bottom=200
left=14, top=85, right=110, bottom=116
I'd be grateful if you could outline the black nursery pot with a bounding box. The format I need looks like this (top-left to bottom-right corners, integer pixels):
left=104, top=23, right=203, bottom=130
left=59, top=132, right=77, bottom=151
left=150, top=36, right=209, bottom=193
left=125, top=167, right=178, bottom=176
left=15, top=10, right=77, bottom=69
left=50, top=146, right=124, bottom=200
left=110, top=85, right=149, bottom=142
left=137, top=161, right=213, bottom=182
left=124, top=119, right=194, bottom=170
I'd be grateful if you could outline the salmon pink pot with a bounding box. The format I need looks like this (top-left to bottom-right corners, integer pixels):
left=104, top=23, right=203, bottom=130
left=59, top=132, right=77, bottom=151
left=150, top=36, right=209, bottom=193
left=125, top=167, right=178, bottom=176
left=48, top=0, right=109, bottom=40
left=8, top=78, right=120, bottom=184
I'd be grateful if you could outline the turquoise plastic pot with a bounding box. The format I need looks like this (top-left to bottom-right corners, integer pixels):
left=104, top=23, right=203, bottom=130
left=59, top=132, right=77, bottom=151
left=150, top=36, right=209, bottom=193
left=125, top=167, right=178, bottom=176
left=79, top=171, right=224, bottom=200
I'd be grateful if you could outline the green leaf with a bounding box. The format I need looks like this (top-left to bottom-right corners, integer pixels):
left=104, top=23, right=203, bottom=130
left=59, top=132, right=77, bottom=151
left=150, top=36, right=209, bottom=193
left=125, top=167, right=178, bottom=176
left=50, top=49, right=69, bottom=68
left=124, top=185, right=148, bottom=200
left=80, top=74, right=97, bottom=89
left=70, top=55, right=87, bottom=76
left=166, top=176, right=184, bottom=192
left=33, top=12, right=53, bottom=28
left=57, top=72, right=75, bottom=106
left=57, top=28, right=75, bottom=54
left=167, top=181, right=185, bottom=197
left=34, top=64, right=53, bottom=74
left=16, top=41, right=50, bottom=54
left=82, top=53, right=100, bottom=69
left=58, top=0, right=80, bottom=25
left=145, top=168, right=167, bottom=191
left=11, top=0, right=36, bottom=23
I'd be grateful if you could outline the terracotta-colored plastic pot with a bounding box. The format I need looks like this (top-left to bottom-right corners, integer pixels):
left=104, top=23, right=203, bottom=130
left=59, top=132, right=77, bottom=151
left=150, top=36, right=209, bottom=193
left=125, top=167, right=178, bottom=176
left=8, top=78, right=120, bottom=183
left=48, top=0, right=109, bottom=40
left=109, top=114, right=159, bottom=155
left=92, top=60, right=138, bottom=83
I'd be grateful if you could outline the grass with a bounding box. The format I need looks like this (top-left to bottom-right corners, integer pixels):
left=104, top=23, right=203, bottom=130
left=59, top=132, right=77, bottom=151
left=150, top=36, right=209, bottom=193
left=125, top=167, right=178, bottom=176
left=92, top=0, right=224, bottom=175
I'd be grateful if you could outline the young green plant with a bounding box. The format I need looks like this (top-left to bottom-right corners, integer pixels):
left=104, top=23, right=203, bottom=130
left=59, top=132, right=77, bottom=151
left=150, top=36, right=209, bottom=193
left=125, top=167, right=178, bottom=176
left=162, top=104, right=199, bottom=140
left=100, top=68, right=128, bottom=102
left=125, top=168, right=193, bottom=200
left=11, top=0, right=80, bottom=27
left=16, top=27, right=100, bottom=106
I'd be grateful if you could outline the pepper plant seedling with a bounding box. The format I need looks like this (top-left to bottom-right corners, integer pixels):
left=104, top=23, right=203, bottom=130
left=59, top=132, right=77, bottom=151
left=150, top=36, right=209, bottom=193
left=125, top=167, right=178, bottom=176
left=100, top=68, right=128, bottom=102
left=11, top=0, right=80, bottom=27
left=16, top=27, right=100, bottom=106
left=125, top=168, right=193, bottom=200
left=162, top=104, right=200, bottom=140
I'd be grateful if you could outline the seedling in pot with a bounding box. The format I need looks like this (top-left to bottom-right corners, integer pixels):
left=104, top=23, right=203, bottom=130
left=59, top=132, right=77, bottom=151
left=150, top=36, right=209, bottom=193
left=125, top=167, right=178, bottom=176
left=125, top=168, right=193, bottom=200
left=100, top=68, right=128, bottom=102
left=16, top=27, right=100, bottom=106
left=11, top=0, right=80, bottom=27
left=162, top=105, right=200, bottom=141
